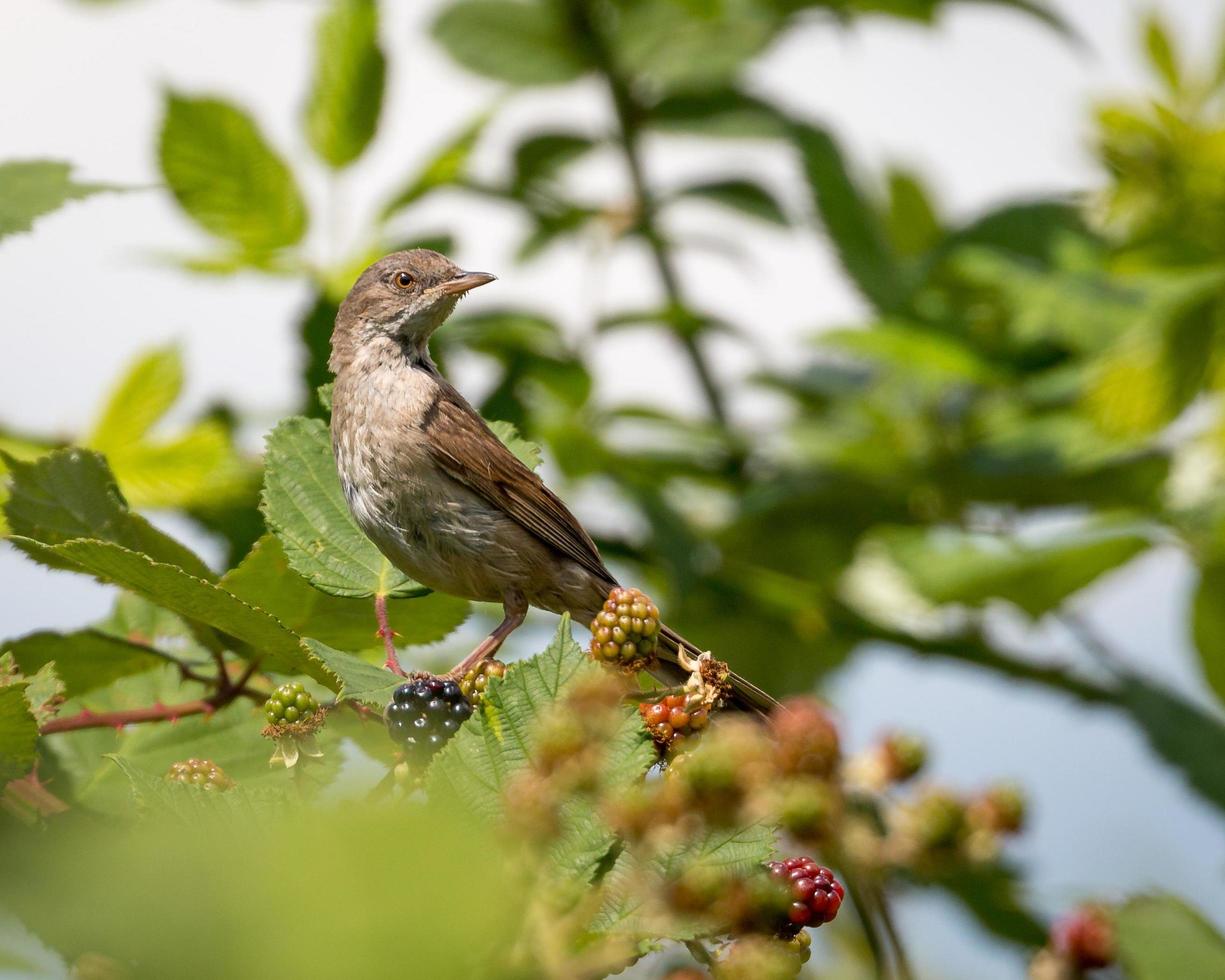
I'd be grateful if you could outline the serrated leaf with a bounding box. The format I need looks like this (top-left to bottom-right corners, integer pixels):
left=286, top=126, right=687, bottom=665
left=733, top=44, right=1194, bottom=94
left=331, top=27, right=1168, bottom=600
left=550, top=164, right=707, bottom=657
left=382, top=111, right=490, bottom=216
left=4, top=629, right=165, bottom=698
left=108, top=755, right=291, bottom=822
left=0, top=159, right=121, bottom=241
left=2, top=447, right=214, bottom=580
left=223, top=536, right=468, bottom=651
left=489, top=420, right=543, bottom=471
left=301, top=637, right=402, bottom=708
left=431, top=1, right=586, bottom=86
left=86, top=346, right=183, bottom=453
left=262, top=416, right=425, bottom=599
left=675, top=178, right=788, bottom=225
left=0, top=684, right=38, bottom=783
left=159, top=92, right=307, bottom=254
left=1114, top=894, right=1225, bottom=979
left=305, top=0, right=386, bottom=168
left=6, top=536, right=336, bottom=685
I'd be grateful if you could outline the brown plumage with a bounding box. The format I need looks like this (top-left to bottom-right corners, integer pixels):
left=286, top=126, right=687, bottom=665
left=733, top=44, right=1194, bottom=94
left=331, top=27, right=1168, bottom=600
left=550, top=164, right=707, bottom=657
left=329, top=249, right=776, bottom=714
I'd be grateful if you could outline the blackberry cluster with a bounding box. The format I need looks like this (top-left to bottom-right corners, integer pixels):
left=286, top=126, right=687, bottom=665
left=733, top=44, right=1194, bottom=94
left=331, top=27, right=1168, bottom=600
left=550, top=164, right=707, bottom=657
left=459, top=659, right=507, bottom=707
left=385, top=676, right=473, bottom=763
left=589, top=587, right=660, bottom=665
left=264, top=681, right=319, bottom=727
left=1053, top=906, right=1115, bottom=970
left=969, top=782, right=1027, bottom=834
left=639, top=693, right=709, bottom=747
left=165, top=758, right=233, bottom=792
left=764, top=857, right=844, bottom=935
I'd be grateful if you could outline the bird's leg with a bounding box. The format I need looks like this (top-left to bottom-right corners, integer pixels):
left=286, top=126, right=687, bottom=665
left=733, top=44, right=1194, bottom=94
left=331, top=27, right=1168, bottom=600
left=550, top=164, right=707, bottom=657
left=374, top=594, right=407, bottom=676
left=446, top=591, right=527, bottom=680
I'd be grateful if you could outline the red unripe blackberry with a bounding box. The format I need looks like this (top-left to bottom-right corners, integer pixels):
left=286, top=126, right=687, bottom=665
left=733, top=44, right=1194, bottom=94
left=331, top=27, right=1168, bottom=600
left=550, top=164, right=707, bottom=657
left=589, top=586, right=660, bottom=665
left=385, top=676, right=473, bottom=764
left=264, top=681, right=319, bottom=726
left=639, top=693, right=709, bottom=747
left=764, top=857, right=844, bottom=937
left=969, top=782, right=1027, bottom=834
left=459, top=659, right=507, bottom=707
left=165, top=758, right=233, bottom=792
left=881, top=731, right=927, bottom=782
left=770, top=698, right=839, bottom=778
left=1052, top=905, right=1115, bottom=970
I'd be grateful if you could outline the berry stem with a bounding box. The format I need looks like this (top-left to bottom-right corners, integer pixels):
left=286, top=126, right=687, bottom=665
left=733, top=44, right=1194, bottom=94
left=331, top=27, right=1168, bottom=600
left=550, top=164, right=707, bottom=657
left=869, top=880, right=915, bottom=980
left=374, top=593, right=406, bottom=675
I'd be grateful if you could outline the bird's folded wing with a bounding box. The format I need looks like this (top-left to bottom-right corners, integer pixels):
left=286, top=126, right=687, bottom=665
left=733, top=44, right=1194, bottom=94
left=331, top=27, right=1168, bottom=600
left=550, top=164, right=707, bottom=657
left=425, top=392, right=613, bottom=584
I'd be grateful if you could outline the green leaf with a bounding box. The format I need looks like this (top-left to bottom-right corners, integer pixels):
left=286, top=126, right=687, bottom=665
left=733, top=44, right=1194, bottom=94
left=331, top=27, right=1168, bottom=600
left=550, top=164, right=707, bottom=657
left=108, top=755, right=290, bottom=823
left=1114, top=894, right=1225, bottom=979
left=6, top=537, right=335, bottom=685
left=86, top=346, right=182, bottom=452
left=222, top=536, right=469, bottom=651
left=428, top=617, right=655, bottom=875
left=262, top=416, right=425, bottom=599
left=1142, top=13, right=1181, bottom=94
left=431, top=1, right=586, bottom=86
left=878, top=524, right=1151, bottom=618
left=488, top=420, right=543, bottom=471
left=791, top=122, right=906, bottom=313
left=305, top=0, right=386, bottom=168
left=158, top=92, right=307, bottom=254
left=382, top=110, right=489, bottom=216
left=511, top=132, right=593, bottom=194
left=1192, top=563, right=1225, bottom=708
left=2, top=448, right=214, bottom=581
left=1119, top=676, right=1225, bottom=815
left=648, top=88, right=786, bottom=139
left=0, top=159, right=120, bottom=241
left=0, top=683, right=37, bottom=783
left=300, top=638, right=402, bottom=708
left=883, top=168, right=941, bottom=258
left=923, top=863, right=1046, bottom=947
left=4, top=629, right=164, bottom=698
left=674, top=179, right=788, bottom=225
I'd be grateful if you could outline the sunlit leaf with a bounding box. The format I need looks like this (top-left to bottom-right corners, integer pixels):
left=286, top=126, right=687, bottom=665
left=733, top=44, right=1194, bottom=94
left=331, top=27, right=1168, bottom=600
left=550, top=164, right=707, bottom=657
left=86, top=346, right=182, bottom=453
left=674, top=178, right=789, bottom=225
left=305, top=0, right=386, bottom=168
left=0, top=160, right=121, bottom=241
left=431, top=1, right=585, bottom=86
left=0, top=684, right=37, bottom=784
left=1114, top=894, right=1225, bottom=979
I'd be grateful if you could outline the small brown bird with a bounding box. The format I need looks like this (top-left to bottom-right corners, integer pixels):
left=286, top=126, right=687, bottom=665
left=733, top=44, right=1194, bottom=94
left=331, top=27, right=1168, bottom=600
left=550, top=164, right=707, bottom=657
left=329, top=249, right=775, bottom=713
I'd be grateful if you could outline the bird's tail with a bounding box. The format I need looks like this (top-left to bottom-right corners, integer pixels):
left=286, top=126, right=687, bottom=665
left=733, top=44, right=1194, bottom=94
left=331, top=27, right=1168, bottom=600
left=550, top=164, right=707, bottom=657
left=653, top=623, right=779, bottom=717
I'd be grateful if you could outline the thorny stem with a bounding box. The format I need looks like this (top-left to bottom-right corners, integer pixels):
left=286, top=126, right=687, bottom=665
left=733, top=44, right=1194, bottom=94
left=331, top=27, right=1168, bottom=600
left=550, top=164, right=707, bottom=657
left=375, top=593, right=407, bottom=675
left=565, top=0, right=733, bottom=434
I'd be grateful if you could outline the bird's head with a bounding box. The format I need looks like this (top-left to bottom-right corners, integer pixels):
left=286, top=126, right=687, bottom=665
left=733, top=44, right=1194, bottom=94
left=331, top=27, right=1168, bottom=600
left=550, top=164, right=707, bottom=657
left=331, top=249, right=495, bottom=370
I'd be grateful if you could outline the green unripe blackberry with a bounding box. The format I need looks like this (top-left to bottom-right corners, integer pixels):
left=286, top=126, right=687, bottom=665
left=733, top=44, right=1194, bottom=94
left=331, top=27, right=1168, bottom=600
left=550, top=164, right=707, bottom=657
left=165, top=758, right=233, bottom=792
left=459, top=659, right=507, bottom=706
left=264, top=681, right=319, bottom=727
left=589, top=586, right=660, bottom=665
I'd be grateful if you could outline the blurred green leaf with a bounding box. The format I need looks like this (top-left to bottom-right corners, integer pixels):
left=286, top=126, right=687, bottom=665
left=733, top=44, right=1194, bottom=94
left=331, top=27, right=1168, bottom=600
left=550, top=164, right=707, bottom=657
left=792, top=122, right=906, bottom=313
left=431, top=1, right=586, bottom=85
left=0, top=685, right=37, bottom=784
left=305, top=0, right=386, bottom=168
left=159, top=92, right=307, bottom=254
left=86, top=346, right=182, bottom=453
left=4, top=629, right=164, bottom=699
left=262, top=416, right=425, bottom=600
left=1142, top=13, right=1182, bottom=94
left=883, top=168, right=941, bottom=258
left=648, top=88, right=785, bottom=138
left=1114, top=894, right=1225, bottom=979
left=222, top=535, right=469, bottom=651
left=2, top=448, right=213, bottom=580
left=674, top=178, right=789, bottom=225
left=382, top=112, right=489, bottom=216
left=489, top=420, right=544, bottom=471
left=878, top=524, right=1151, bottom=617
left=0, top=159, right=121, bottom=241
left=1192, top=563, right=1225, bottom=707
left=511, top=132, right=594, bottom=194
left=920, top=863, right=1046, bottom=947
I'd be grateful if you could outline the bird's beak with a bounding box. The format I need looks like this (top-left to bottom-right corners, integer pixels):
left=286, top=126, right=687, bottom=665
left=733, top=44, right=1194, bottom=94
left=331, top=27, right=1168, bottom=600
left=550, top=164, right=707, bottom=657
left=439, top=270, right=497, bottom=296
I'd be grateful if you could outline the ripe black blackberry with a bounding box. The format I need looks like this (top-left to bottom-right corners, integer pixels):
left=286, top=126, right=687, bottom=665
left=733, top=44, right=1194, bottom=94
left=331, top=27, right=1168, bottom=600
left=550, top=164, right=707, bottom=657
left=385, top=676, right=473, bottom=763
left=764, top=857, right=844, bottom=936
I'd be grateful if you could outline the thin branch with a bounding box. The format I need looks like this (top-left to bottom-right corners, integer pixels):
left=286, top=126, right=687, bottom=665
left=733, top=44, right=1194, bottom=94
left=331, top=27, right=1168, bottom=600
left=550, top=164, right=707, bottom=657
left=1058, top=610, right=1128, bottom=675
left=840, top=867, right=889, bottom=980
left=870, top=881, right=915, bottom=980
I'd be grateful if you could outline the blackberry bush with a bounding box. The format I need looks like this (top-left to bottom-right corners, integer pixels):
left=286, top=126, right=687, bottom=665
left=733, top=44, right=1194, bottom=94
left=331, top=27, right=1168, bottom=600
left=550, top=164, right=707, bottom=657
left=385, top=676, right=473, bottom=764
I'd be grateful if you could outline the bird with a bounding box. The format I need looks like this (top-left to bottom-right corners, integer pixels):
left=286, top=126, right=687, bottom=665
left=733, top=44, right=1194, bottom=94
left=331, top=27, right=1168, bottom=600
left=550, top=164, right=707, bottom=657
left=328, top=249, right=776, bottom=714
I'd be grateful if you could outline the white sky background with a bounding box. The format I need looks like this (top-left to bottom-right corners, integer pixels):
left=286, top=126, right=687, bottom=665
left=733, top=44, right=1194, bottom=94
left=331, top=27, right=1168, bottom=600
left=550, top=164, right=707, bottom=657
left=2, top=1, right=1225, bottom=977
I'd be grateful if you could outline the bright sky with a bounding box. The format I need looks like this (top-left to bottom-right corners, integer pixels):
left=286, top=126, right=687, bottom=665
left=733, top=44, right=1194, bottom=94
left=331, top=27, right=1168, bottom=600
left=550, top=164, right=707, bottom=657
left=2, top=2, right=1223, bottom=976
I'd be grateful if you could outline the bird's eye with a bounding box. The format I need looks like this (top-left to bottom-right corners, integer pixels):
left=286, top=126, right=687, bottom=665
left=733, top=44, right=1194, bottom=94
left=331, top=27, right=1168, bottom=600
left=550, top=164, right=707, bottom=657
left=392, top=271, right=414, bottom=289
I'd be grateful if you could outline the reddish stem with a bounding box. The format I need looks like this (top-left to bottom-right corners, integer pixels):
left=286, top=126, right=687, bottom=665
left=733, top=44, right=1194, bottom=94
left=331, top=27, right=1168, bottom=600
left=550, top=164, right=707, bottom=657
left=374, top=594, right=406, bottom=676
left=40, top=698, right=218, bottom=734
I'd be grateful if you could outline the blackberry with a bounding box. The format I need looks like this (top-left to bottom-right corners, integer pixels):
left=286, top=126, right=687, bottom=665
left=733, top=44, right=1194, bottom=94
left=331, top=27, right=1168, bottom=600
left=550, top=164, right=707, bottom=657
left=639, top=693, right=709, bottom=748
left=264, top=681, right=319, bottom=727
left=764, top=857, right=844, bottom=936
left=165, top=758, right=233, bottom=792
left=589, top=586, right=660, bottom=665
left=881, top=731, right=927, bottom=782
left=770, top=698, right=839, bottom=778
left=1053, top=905, right=1114, bottom=970
left=968, top=782, right=1027, bottom=834
left=459, top=659, right=507, bottom=707
left=385, top=676, right=473, bottom=764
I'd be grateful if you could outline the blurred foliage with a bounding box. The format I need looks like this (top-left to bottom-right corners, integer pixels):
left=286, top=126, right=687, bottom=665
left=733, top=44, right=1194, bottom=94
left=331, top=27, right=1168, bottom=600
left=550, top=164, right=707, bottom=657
left=2, top=0, right=1225, bottom=976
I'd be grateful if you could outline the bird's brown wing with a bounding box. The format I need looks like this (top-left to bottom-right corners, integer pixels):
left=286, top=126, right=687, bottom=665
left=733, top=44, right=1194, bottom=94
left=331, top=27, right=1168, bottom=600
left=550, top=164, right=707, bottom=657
left=424, top=387, right=614, bottom=585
